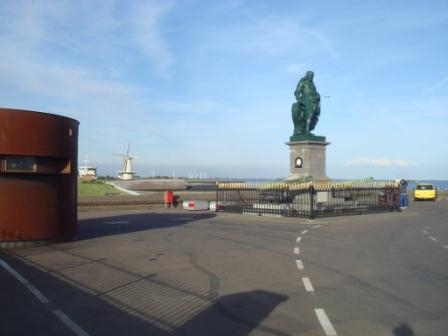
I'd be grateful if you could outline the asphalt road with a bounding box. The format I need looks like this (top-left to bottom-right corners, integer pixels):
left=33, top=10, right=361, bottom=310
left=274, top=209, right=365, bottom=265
left=1, top=201, right=447, bottom=336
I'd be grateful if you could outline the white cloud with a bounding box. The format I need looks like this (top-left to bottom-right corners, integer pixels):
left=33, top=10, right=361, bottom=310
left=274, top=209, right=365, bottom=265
left=0, top=45, right=141, bottom=117
left=151, top=100, right=236, bottom=115
left=304, top=28, right=339, bottom=61
left=0, top=1, right=179, bottom=118
left=344, top=157, right=419, bottom=168
left=285, top=63, right=309, bottom=75
left=425, top=76, right=448, bottom=95
left=128, top=1, right=175, bottom=79
left=198, top=15, right=338, bottom=61
left=0, top=1, right=175, bottom=81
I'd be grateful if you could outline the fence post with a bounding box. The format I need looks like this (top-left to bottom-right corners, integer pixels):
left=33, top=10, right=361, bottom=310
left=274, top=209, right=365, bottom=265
left=390, top=187, right=394, bottom=212
left=215, top=181, right=219, bottom=209
left=309, top=185, right=316, bottom=219
left=391, top=187, right=398, bottom=212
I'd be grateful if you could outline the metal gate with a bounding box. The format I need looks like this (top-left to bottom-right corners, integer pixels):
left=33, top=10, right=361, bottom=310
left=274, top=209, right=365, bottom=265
left=216, top=180, right=400, bottom=219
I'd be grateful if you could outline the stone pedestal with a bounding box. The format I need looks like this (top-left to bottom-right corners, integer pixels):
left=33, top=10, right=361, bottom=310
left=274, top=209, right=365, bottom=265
left=286, top=140, right=330, bottom=180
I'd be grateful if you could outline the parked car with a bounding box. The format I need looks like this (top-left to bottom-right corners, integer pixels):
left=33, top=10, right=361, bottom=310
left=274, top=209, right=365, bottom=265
left=414, top=183, right=437, bottom=201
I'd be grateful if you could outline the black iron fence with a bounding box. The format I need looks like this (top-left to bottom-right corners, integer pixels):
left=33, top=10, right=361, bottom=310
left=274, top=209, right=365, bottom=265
left=216, top=179, right=400, bottom=219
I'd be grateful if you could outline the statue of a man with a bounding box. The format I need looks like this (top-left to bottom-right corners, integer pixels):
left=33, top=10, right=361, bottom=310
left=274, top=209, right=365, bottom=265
left=291, top=71, right=321, bottom=138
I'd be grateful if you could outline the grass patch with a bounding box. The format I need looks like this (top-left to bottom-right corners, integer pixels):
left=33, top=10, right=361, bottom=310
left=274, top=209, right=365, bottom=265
left=78, top=180, right=124, bottom=197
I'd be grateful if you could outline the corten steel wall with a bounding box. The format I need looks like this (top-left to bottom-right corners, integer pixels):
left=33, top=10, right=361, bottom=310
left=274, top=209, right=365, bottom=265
left=0, top=108, right=79, bottom=242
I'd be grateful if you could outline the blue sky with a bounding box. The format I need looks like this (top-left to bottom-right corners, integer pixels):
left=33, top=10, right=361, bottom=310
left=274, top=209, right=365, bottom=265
left=1, top=0, right=447, bottom=179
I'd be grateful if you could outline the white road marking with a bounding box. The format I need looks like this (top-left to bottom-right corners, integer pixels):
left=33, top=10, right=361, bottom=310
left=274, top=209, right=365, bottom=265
left=168, top=217, right=194, bottom=221
left=0, top=259, right=91, bottom=336
left=103, top=220, right=130, bottom=225
left=261, top=214, right=282, bottom=218
left=296, top=236, right=302, bottom=243
left=53, top=310, right=90, bottom=336
left=429, top=236, right=438, bottom=242
left=443, top=245, right=448, bottom=249
left=315, top=308, right=338, bottom=336
left=294, top=247, right=300, bottom=254
left=0, top=259, right=49, bottom=304
left=302, top=277, right=314, bottom=292
left=423, top=226, right=430, bottom=230
left=422, top=230, right=428, bottom=235
left=296, top=259, right=304, bottom=270
left=312, top=224, right=322, bottom=229
left=301, top=229, right=308, bottom=235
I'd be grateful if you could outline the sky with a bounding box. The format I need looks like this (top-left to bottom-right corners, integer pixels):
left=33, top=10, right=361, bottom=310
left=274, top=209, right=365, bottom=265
left=1, top=0, right=447, bottom=180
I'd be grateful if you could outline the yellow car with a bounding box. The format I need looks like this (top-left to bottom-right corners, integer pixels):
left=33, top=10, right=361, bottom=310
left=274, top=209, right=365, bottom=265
left=414, top=184, right=437, bottom=201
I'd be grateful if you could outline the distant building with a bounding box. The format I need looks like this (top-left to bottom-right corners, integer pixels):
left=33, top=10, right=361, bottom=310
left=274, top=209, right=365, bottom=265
left=78, top=157, right=97, bottom=181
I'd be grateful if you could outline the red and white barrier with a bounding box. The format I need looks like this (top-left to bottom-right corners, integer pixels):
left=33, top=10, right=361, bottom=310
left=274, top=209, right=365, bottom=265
left=183, top=200, right=209, bottom=211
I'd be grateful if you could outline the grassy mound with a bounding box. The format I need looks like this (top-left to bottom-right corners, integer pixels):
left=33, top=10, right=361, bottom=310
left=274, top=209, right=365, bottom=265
left=78, top=180, right=124, bottom=197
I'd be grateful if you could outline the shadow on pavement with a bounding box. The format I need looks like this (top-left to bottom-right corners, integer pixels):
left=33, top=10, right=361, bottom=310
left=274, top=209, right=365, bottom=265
left=172, top=289, right=288, bottom=336
left=76, top=212, right=216, bottom=241
left=393, top=323, right=415, bottom=336
left=1, top=252, right=288, bottom=336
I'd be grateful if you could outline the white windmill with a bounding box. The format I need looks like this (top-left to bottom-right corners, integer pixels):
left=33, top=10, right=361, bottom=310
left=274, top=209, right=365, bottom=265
left=113, top=143, right=137, bottom=180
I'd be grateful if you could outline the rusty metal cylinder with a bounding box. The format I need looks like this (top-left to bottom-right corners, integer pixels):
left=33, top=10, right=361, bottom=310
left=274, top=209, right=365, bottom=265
left=0, top=108, right=79, bottom=243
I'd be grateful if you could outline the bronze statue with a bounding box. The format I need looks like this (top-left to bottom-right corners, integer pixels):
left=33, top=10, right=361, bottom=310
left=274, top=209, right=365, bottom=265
left=290, top=71, right=321, bottom=141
